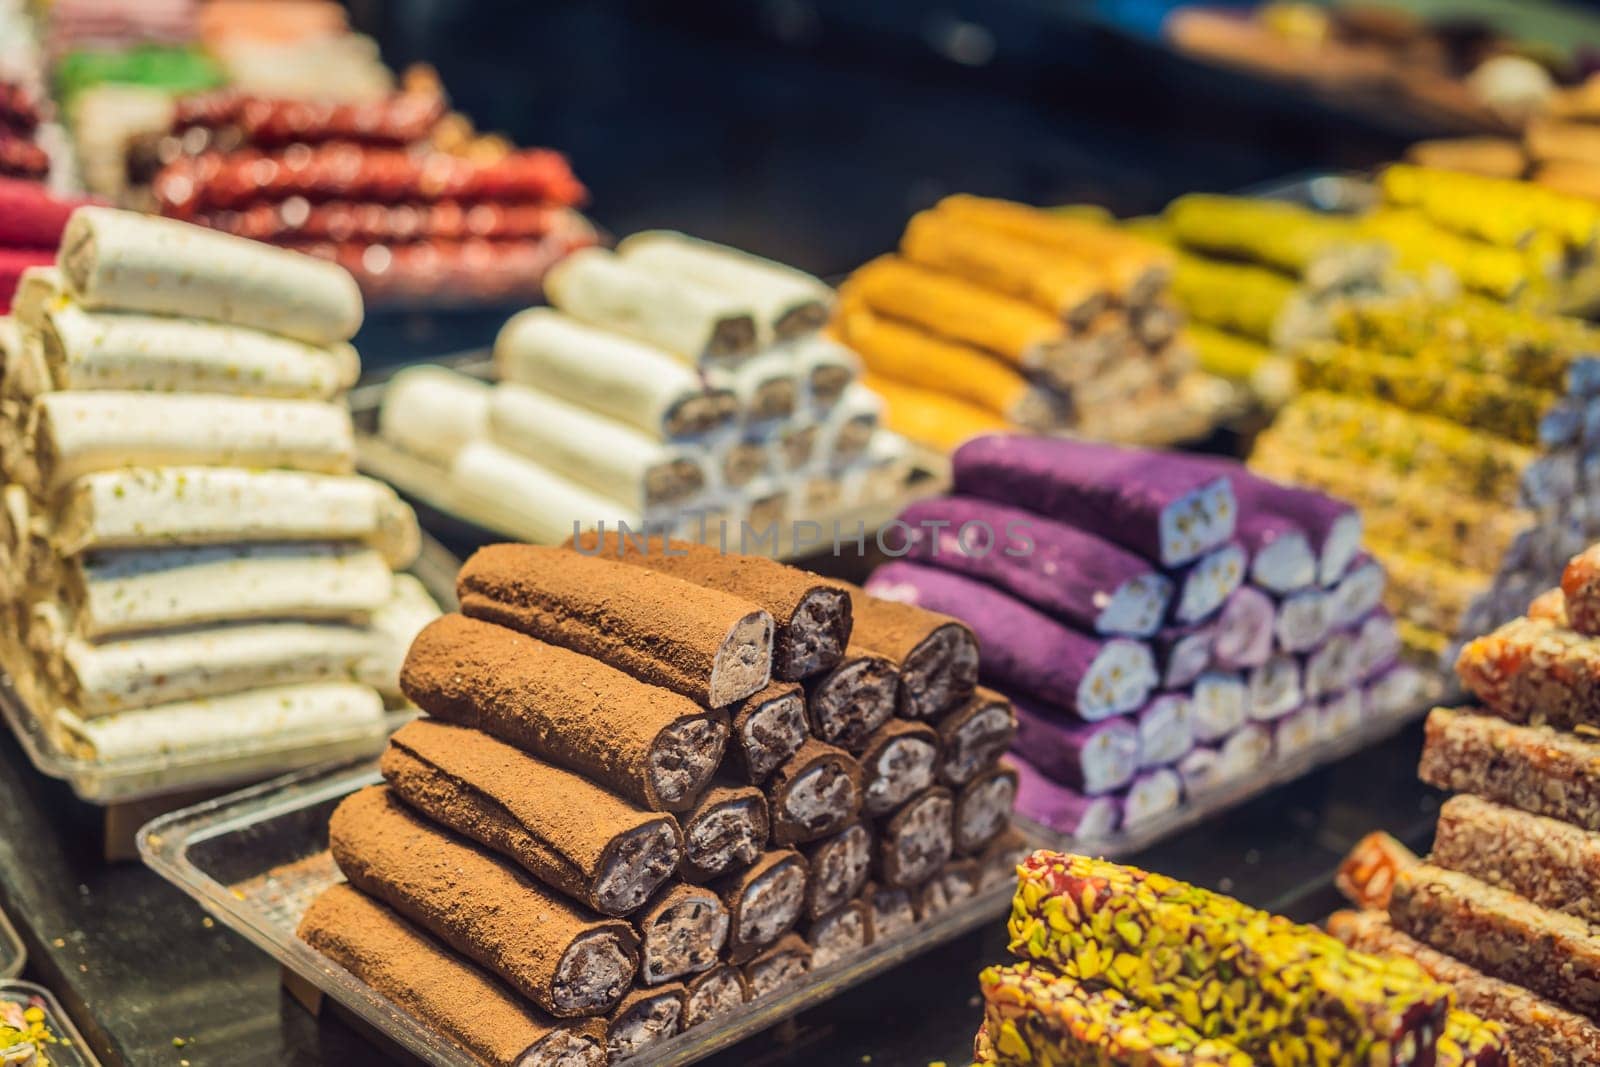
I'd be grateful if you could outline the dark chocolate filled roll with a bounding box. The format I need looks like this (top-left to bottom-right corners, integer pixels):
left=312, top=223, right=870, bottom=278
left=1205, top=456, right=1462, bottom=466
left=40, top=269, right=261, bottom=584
left=683, top=964, right=748, bottom=1029
left=458, top=543, right=774, bottom=708
left=935, top=688, right=1017, bottom=788
left=876, top=787, right=955, bottom=888
left=803, top=645, right=900, bottom=752
left=800, top=822, right=873, bottom=920
left=329, top=786, right=639, bottom=1018
left=766, top=739, right=864, bottom=846
left=679, top=782, right=768, bottom=882
left=859, top=719, right=940, bottom=816
left=724, top=681, right=809, bottom=784
left=381, top=720, right=682, bottom=917
left=846, top=585, right=979, bottom=719
left=861, top=881, right=915, bottom=942
left=402, top=614, right=730, bottom=812
left=605, top=983, right=685, bottom=1061
left=713, top=849, right=809, bottom=962
left=741, top=932, right=812, bottom=998
left=297, top=884, right=607, bottom=1067
left=808, top=900, right=871, bottom=968
left=567, top=532, right=854, bottom=681
left=954, top=765, right=1018, bottom=855
left=634, top=883, right=729, bottom=986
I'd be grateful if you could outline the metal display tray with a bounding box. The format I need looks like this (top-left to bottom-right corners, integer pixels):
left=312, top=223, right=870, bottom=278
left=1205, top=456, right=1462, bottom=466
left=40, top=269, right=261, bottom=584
left=348, top=352, right=952, bottom=561
left=0, top=981, right=100, bottom=1067
left=140, top=759, right=1039, bottom=1067
left=0, top=536, right=460, bottom=806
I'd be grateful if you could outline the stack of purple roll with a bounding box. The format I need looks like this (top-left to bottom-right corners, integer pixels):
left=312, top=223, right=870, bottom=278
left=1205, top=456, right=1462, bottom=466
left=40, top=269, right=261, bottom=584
left=863, top=434, right=1419, bottom=843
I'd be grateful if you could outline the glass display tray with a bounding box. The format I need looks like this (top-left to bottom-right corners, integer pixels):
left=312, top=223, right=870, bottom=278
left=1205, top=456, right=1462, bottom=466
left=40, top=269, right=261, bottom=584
left=0, top=981, right=100, bottom=1067
left=348, top=352, right=953, bottom=562
left=0, top=536, right=460, bottom=806
left=0, top=909, right=20, bottom=980
left=140, top=759, right=1039, bottom=1067
left=1021, top=672, right=1449, bottom=858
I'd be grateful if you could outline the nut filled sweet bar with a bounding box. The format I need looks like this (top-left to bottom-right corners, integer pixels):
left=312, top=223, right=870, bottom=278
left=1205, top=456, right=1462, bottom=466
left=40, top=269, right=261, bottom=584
left=1429, top=794, right=1600, bottom=924
left=1210, top=586, right=1275, bottom=671
left=1011, top=757, right=1120, bottom=840
left=400, top=614, right=728, bottom=812
left=955, top=765, right=1019, bottom=854
left=800, top=823, right=873, bottom=920
left=1012, top=703, right=1138, bottom=796
left=1007, top=853, right=1452, bottom=1062
left=604, top=984, right=685, bottom=1060
left=328, top=786, right=639, bottom=1017
left=723, top=682, right=809, bottom=784
left=634, top=883, right=730, bottom=986
left=1236, top=512, right=1316, bottom=594
left=1563, top=544, right=1600, bottom=636
left=1152, top=623, right=1215, bottom=690
left=894, top=496, right=1173, bottom=638
left=1330, top=909, right=1600, bottom=1066
left=713, top=849, right=808, bottom=963
left=935, top=688, right=1016, bottom=787
left=741, top=932, right=812, bottom=998
left=1456, top=616, right=1600, bottom=730
left=876, top=787, right=955, bottom=888
left=457, top=543, right=774, bottom=708
left=380, top=721, right=683, bottom=916
left=808, top=900, right=870, bottom=968
left=678, top=783, right=769, bottom=882
left=297, top=884, right=606, bottom=1067
left=866, top=562, right=1156, bottom=720
left=843, top=584, right=979, bottom=720
left=951, top=435, right=1237, bottom=568
left=1389, top=863, right=1600, bottom=1019
left=801, top=646, right=900, bottom=752
left=1168, top=541, right=1247, bottom=626
left=765, top=738, right=864, bottom=846
left=1418, top=707, right=1600, bottom=831
left=682, top=965, right=748, bottom=1029
left=1135, top=693, right=1194, bottom=768
left=858, top=719, right=939, bottom=815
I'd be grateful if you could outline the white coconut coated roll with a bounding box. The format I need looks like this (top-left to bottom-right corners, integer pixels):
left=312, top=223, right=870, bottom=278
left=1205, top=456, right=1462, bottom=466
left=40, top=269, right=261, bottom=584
left=377, top=365, right=491, bottom=468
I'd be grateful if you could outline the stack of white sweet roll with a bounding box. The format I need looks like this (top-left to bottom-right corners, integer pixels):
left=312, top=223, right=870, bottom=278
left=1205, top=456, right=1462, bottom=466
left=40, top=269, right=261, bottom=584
left=0, top=207, right=439, bottom=767
left=377, top=233, right=916, bottom=544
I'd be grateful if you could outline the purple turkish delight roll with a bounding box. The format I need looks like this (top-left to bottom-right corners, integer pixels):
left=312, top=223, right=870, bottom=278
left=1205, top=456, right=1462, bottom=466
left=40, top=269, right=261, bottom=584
left=1274, top=587, right=1331, bottom=653
left=1011, top=755, right=1121, bottom=840
left=1177, top=746, right=1223, bottom=794
left=1239, top=512, right=1316, bottom=594
left=1330, top=556, right=1386, bottom=629
left=1122, top=768, right=1183, bottom=830
left=950, top=435, right=1237, bottom=567
left=1247, top=653, right=1303, bottom=722
left=1136, top=693, right=1194, bottom=769
left=1363, top=664, right=1429, bottom=720
left=1170, top=541, right=1246, bottom=625
left=1273, top=704, right=1321, bottom=760
left=1153, top=623, right=1216, bottom=690
left=1317, top=688, right=1364, bottom=742
left=1220, top=723, right=1272, bottom=778
left=1211, top=586, right=1275, bottom=670
left=1191, top=671, right=1248, bottom=743
left=866, top=561, right=1156, bottom=720
left=1352, top=611, right=1400, bottom=682
left=1234, top=470, right=1362, bottom=587
left=1013, top=702, right=1139, bottom=796
left=894, top=496, right=1172, bottom=638
left=1304, top=631, right=1358, bottom=701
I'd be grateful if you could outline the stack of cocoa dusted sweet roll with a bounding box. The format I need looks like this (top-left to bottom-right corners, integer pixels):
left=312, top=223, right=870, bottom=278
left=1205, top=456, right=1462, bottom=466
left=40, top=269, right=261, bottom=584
left=1331, top=539, right=1600, bottom=1063
left=298, top=538, right=1025, bottom=1066
left=0, top=206, right=437, bottom=766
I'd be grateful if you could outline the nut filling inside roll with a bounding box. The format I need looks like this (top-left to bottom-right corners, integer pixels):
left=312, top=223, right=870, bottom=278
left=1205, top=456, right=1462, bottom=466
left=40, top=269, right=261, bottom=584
left=607, top=992, right=682, bottom=1061
left=746, top=952, right=808, bottom=998
left=778, top=424, right=818, bottom=470
left=807, top=364, right=852, bottom=405
left=942, top=702, right=1014, bottom=786
left=526, top=1031, right=605, bottom=1067
left=597, top=822, right=682, bottom=915
left=683, top=968, right=746, bottom=1028
left=957, top=773, right=1017, bottom=853
left=649, top=716, right=730, bottom=807
left=643, top=459, right=707, bottom=508
left=686, top=797, right=765, bottom=876
left=739, top=691, right=808, bottom=780
left=737, top=862, right=806, bottom=946
left=885, top=791, right=955, bottom=886
left=809, top=656, right=898, bottom=750
left=707, top=316, right=759, bottom=362
left=777, top=301, right=829, bottom=340
left=809, top=825, right=872, bottom=917
left=864, top=735, right=938, bottom=814
left=709, top=612, right=775, bottom=708
left=641, top=891, right=729, bottom=983
left=901, top=626, right=980, bottom=719
left=663, top=390, right=739, bottom=438
left=779, top=587, right=852, bottom=681
left=721, top=442, right=768, bottom=488
left=781, top=761, right=858, bottom=837
left=554, top=932, right=637, bottom=1014
left=749, top=379, right=797, bottom=422
left=812, top=907, right=868, bottom=968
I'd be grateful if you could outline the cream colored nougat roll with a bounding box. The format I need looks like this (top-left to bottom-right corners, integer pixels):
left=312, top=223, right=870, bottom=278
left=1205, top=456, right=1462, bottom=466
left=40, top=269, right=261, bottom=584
left=706, top=349, right=800, bottom=425
left=377, top=365, right=491, bottom=468
left=819, top=382, right=884, bottom=469
left=791, top=336, right=859, bottom=411
left=58, top=207, right=364, bottom=344
left=11, top=265, right=62, bottom=330
left=450, top=440, right=660, bottom=546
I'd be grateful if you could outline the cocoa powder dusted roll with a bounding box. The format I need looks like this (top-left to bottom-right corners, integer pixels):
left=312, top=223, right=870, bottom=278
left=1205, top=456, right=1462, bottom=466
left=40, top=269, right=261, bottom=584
left=766, top=739, right=864, bottom=846
left=876, top=788, right=955, bottom=888
left=567, top=533, right=853, bottom=681
left=458, top=544, right=774, bottom=708
left=402, top=614, right=729, bottom=812
left=381, top=721, right=683, bottom=917
left=724, top=682, right=809, bottom=784
left=329, top=786, right=640, bottom=1018
left=808, top=900, right=871, bottom=968
left=713, top=849, right=809, bottom=962
left=954, top=765, right=1018, bottom=855
left=678, top=782, right=768, bottom=882
left=935, top=689, right=1017, bottom=788
left=845, top=587, right=979, bottom=719
left=913, top=860, right=980, bottom=922
left=605, top=983, right=685, bottom=1060
left=682, top=965, right=748, bottom=1028
left=800, top=822, right=873, bottom=920
left=634, top=883, right=729, bottom=986
left=861, top=882, right=916, bottom=941
left=297, top=884, right=606, bottom=1067
left=859, top=720, right=940, bottom=816
left=742, top=933, right=812, bottom=998
left=803, top=645, right=900, bottom=752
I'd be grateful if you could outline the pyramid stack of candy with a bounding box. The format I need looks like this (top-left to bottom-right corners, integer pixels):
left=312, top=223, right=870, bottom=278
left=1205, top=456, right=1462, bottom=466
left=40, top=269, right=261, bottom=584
left=376, top=233, right=915, bottom=544
left=296, top=538, right=1025, bottom=1065
left=973, top=850, right=1510, bottom=1065
left=1332, top=538, right=1600, bottom=1063
left=832, top=195, right=1225, bottom=452
left=0, top=207, right=438, bottom=768
left=863, top=435, right=1422, bottom=844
